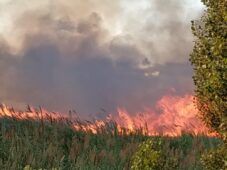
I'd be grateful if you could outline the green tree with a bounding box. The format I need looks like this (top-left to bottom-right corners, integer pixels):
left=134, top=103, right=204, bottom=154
left=190, top=0, right=227, bottom=139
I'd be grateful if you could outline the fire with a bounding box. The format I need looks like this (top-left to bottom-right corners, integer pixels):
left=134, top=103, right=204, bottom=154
left=113, top=95, right=213, bottom=136
left=0, top=94, right=217, bottom=137
left=0, top=103, right=62, bottom=120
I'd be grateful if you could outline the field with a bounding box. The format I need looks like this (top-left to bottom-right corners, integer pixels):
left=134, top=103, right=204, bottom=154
left=0, top=113, right=221, bottom=170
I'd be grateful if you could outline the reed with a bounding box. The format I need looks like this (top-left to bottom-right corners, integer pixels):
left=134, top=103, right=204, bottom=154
left=0, top=112, right=221, bottom=170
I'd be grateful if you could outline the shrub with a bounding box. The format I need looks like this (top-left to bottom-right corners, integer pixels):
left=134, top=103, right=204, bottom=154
left=201, top=144, right=227, bottom=170
left=131, top=138, right=178, bottom=170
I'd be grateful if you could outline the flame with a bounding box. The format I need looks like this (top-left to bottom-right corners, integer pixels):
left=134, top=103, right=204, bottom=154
left=0, top=94, right=217, bottom=137
left=113, top=95, right=215, bottom=136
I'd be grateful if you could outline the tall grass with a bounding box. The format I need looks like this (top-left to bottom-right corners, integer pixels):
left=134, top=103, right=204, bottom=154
left=0, top=115, right=221, bottom=170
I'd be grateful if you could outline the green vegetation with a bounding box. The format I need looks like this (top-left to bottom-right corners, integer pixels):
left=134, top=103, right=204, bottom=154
left=131, top=138, right=178, bottom=170
left=131, top=135, right=223, bottom=170
left=190, top=0, right=227, bottom=137
left=0, top=116, right=221, bottom=170
left=1, top=1, right=226, bottom=169
left=201, top=144, right=227, bottom=170
left=190, top=0, right=227, bottom=169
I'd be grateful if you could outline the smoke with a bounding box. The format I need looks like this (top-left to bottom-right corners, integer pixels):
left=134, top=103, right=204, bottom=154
left=0, top=0, right=204, bottom=115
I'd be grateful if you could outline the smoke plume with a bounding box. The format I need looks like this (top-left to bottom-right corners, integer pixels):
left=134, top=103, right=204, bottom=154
left=0, top=0, right=204, bottom=115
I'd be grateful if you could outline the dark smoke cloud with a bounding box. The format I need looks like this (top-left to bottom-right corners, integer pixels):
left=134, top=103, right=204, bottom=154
left=0, top=0, right=204, bottom=116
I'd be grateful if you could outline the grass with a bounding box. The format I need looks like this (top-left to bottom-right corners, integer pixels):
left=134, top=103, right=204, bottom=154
left=0, top=114, right=222, bottom=170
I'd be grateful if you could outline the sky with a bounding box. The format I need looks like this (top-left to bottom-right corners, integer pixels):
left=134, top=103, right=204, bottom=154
left=0, top=0, right=205, bottom=116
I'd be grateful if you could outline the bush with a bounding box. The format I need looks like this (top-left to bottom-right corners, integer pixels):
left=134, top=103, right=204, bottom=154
left=131, top=138, right=178, bottom=170
left=201, top=144, right=227, bottom=170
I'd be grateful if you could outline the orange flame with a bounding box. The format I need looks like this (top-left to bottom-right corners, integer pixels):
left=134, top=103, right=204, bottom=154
left=0, top=94, right=217, bottom=137
left=113, top=95, right=215, bottom=136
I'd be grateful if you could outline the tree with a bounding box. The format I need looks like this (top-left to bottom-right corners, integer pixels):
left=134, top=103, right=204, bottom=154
left=190, top=0, right=227, bottom=139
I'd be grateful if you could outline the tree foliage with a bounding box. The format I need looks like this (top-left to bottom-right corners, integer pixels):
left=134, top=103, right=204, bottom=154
left=190, top=0, right=227, bottom=138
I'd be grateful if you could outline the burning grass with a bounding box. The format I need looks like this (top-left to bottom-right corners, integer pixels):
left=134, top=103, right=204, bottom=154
left=0, top=94, right=218, bottom=137
left=0, top=104, right=222, bottom=169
